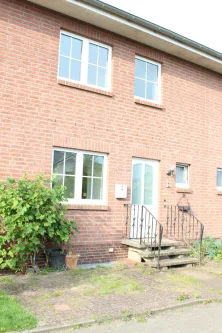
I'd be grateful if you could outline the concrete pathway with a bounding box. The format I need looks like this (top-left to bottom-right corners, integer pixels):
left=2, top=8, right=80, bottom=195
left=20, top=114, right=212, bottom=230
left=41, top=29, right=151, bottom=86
left=57, top=302, right=222, bottom=333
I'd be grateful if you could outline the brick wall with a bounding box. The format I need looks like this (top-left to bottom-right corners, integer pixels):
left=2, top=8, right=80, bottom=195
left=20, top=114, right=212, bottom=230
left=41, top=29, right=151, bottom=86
left=1, top=0, right=222, bottom=264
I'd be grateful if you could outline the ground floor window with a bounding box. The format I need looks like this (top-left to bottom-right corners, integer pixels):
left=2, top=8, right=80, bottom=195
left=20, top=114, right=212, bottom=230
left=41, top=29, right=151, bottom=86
left=176, top=163, right=189, bottom=188
left=217, top=168, right=222, bottom=190
left=52, top=148, right=107, bottom=204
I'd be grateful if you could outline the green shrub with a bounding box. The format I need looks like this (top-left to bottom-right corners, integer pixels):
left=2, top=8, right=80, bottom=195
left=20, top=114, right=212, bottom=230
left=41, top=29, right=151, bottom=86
left=193, top=236, right=222, bottom=261
left=0, top=175, right=78, bottom=273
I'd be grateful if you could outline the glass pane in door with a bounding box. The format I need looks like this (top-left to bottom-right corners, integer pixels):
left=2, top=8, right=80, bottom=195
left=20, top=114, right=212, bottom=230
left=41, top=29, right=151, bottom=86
left=144, top=164, right=153, bottom=205
left=132, top=164, right=142, bottom=204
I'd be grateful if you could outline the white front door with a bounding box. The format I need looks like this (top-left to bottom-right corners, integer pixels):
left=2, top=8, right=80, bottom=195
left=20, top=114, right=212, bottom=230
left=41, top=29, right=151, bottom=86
left=130, top=158, right=159, bottom=239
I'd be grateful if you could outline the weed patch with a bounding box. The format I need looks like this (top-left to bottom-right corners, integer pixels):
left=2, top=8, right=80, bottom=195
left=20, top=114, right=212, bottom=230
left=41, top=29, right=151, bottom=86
left=177, top=293, right=190, bottom=301
left=0, top=292, right=37, bottom=332
left=167, top=273, right=199, bottom=285
left=83, top=274, right=144, bottom=296
left=0, top=277, right=16, bottom=285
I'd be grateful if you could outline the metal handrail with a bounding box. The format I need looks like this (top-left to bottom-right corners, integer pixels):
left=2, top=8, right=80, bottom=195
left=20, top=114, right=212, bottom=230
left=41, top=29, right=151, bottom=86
left=124, top=204, right=163, bottom=269
left=165, top=205, right=204, bottom=263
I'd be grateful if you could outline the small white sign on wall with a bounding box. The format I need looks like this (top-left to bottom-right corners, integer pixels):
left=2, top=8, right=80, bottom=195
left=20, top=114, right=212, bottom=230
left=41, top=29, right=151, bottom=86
left=115, top=184, right=127, bottom=199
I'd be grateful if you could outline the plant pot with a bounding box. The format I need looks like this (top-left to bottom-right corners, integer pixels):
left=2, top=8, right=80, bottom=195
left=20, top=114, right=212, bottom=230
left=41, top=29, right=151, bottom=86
left=45, top=248, right=67, bottom=267
left=66, top=254, right=80, bottom=270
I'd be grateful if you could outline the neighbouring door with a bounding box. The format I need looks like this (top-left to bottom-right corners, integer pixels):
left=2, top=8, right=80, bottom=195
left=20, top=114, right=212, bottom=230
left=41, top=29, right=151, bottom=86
left=130, top=158, right=159, bottom=239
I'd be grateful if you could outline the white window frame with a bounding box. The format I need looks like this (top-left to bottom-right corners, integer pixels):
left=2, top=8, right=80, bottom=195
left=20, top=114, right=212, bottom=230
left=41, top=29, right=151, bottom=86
left=134, top=55, right=161, bottom=104
left=58, top=30, right=112, bottom=91
left=52, top=147, right=108, bottom=205
left=176, top=163, right=189, bottom=188
left=217, top=168, right=222, bottom=190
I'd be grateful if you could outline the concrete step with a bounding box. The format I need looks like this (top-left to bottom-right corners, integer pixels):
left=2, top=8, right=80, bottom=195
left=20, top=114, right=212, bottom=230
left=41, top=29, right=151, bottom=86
left=150, top=257, right=199, bottom=268
left=122, top=238, right=184, bottom=249
left=139, top=248, right=191, bottom=258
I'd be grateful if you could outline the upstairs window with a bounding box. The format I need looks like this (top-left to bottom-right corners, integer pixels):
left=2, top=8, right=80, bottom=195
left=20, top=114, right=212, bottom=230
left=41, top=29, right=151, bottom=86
left=52, top=148, right=107, bottom=204
left=58, top=31, right=112, bottom=90
left=217, top=169, right=222, bottom=190
left=134, top=56, right=161, bottom=103
left=176, top=164, right=189, bottom=188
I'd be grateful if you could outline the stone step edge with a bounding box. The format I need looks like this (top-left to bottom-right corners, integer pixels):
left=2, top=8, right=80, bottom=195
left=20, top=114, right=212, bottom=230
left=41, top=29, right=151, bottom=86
left=138, top=248, right=192, bottom=257
left=11, top=298, right=222, bottom=333
left=150, top=258, right=199, bottom=268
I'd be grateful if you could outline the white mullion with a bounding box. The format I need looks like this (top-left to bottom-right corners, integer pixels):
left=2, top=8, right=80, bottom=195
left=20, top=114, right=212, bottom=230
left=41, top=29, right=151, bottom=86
left=68, top=37, right=72, bottom=80
left=144, top=62, right=147, bottom=99
left=82, top=39, right=89, bottom=85
left=158, top=64, right=161, bottom=103
left=91, top=156, right=94, bottom=200
left=62, top=152, right=66, bottom=186
left=75, top=152, right=83, bottom=202
left=96, top=47, right=100, bottom=86
left=107, top=47, right=111, bottom=90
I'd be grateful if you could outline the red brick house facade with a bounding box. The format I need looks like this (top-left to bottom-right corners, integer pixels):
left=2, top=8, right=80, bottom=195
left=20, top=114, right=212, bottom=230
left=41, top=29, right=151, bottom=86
left=1, top=0, right=222, bottom=264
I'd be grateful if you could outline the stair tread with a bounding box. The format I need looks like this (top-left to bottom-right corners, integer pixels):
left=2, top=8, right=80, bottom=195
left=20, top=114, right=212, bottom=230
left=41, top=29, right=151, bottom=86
left=150, top=257, right=199, bottom=268
left=139, top=248, right=191, bottom=258
left=122, top=238, right=184, bottom=249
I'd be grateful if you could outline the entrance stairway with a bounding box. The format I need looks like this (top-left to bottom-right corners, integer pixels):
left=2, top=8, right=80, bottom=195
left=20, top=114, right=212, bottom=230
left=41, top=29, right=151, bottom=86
left=122, top=204, right=204, bottom=269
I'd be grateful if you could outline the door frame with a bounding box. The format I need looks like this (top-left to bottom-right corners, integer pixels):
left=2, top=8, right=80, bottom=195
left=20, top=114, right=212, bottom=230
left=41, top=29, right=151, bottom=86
left=131, top=157, right=159, bottom=219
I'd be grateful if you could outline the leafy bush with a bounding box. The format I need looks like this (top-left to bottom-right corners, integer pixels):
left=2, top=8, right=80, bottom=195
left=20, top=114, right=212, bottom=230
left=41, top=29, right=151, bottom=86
left=193, top=236, right=222, bottom=261
left=0, top=175, right=78, bottom=273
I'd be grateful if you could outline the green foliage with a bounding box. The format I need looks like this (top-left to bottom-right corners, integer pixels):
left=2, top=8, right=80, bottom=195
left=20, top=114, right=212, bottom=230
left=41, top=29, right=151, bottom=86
left=39, top=265, right=65, bottom=275
left=0, top=175, right=78, bottom=273
left=177, top=292, right=190, bottom=301
left=194, top=237, right=222, bottom=261
left=194, top=291, right=200, bottom=299
left=0, top=292, right=37, bottom=332
left=83, top=274, right=144, bottom=296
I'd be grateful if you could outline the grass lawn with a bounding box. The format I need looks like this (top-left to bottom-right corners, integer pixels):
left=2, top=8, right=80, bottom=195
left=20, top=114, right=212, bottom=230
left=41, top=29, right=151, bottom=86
left=0, top=292, right=37, bottom=333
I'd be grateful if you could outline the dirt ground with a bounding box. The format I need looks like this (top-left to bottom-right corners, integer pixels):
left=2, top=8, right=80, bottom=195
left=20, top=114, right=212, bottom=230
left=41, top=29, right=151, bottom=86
left=1, top=260, right=222, bottom=328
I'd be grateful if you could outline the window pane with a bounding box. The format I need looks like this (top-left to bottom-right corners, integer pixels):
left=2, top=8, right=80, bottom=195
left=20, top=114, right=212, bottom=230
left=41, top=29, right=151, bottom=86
left=94, top=156, right=104, bottom=177
left=176, top=166, right=186, bottom=184
left=70, top=59, right=81, bottom=81
left=82, top=178, right=92, bottom=199
left=88, top=64, right=97, bottom=85
left=147, top=63, right=158, bottom=82
left=60, top=34, right=71, bottom=57
left=59, top=56, right=70, bottom=78
left=217, top=170, right=222, bottom=187
left=134, top=78, right=145, bottom=98
left=89, top=43, right=98, bottom=65
left=132, top=164, right=142, bottom=205
left=71, top=38, right=82, bottom=60
left=83, top=155, right=93, bottom=176
left=92, top=178, right=103, bottom=199
left=146, top=82, right=158, bottom=101
left=53, top=151, right=64, bottom=174
left=135, top=58, right=146, bottom=79
left=64, top=176, right=75, bottom=199
left=144, top=165, right=153, bottom=205
left=52, top=175, right=63, bottom=187
left=98, top=47, right=108, bottom=67
left=65, top=152, right=76, bottom=175
left=98, top=67, right=106, bottom=88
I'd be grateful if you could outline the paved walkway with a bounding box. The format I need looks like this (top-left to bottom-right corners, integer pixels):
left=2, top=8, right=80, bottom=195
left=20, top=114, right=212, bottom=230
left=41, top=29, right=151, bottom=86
left=57, top=302, right=222, bottom=333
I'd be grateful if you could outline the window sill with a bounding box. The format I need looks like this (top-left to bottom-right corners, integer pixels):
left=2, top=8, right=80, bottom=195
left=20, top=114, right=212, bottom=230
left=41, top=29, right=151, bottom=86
left=66, top=204, right=109, bottom=211
left=176, top=188, right=193, bottom=193
left=217, top=191, right=222, bottom=196
left=134, top=98, right=165, bottom=110
left=58, top=79, right=114, bottom=97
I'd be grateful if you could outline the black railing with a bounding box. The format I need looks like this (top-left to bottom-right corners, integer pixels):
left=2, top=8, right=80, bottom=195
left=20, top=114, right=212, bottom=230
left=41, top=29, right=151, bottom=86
left=166, top=205, right=204, bottom=263
left=124, top=204, right=163, bottom=269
